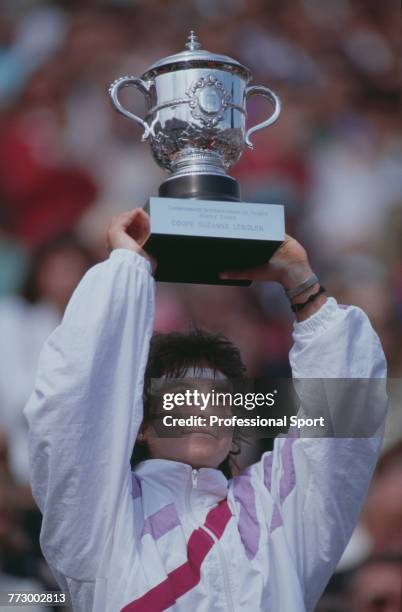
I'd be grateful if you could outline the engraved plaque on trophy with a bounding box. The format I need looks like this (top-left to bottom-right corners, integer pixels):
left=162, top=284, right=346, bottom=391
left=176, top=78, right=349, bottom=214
left=109, top=31, right=285, bottom=285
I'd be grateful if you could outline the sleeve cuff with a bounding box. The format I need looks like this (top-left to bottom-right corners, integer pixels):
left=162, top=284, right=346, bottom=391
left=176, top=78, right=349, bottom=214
left=109, top=248, right=152, bottom=275
left=292, top=297, right=341, bottom=338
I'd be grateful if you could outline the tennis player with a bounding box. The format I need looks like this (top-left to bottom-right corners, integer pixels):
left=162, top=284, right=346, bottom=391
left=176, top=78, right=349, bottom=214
left=24, top=208, right=387, bottom=611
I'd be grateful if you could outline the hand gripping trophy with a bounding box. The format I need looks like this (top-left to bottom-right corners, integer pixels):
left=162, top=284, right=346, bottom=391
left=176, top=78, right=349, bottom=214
left=109, top=31, right=285, bottom=285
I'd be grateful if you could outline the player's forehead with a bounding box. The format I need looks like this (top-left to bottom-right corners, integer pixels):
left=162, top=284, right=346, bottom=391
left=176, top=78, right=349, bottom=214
left=150, top=366, right=230, bottom=394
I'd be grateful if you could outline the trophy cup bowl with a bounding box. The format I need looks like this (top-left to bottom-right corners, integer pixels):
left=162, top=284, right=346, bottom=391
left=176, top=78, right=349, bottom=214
left=109, top=31, right=285, bottom=285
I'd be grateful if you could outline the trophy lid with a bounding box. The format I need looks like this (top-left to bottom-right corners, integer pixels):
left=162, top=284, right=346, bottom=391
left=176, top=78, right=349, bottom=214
left=142, top=31, right=251, bottom=81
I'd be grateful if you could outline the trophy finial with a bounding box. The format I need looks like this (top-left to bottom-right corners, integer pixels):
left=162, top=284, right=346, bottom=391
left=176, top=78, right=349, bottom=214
left=185, top=30, right=202, bottom=51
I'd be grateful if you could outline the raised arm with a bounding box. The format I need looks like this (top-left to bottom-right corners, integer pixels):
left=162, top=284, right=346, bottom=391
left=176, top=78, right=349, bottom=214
left=225, top=237, right=388, bottom=610
left=282, top=298, right=386, bottom=609
left=24, top=210, right=155, bottom=581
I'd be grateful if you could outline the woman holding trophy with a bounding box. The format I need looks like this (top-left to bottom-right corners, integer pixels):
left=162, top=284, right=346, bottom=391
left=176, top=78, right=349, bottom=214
left=24, top=33, right=387, bottom=612
left=24, top=206, right=387, bottom=611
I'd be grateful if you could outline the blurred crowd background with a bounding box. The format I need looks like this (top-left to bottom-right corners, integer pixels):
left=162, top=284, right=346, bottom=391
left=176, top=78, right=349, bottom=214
left=0, top=0, right=401, bottom=610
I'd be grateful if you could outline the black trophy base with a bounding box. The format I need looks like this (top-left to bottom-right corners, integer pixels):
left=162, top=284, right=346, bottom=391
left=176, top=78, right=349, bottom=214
left=144, top=174, right=285, bottom=286
left=159, top=173, right=241, bottom=202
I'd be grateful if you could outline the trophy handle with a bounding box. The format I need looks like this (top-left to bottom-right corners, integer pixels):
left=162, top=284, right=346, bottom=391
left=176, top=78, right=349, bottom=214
left=109, top=76, right=154, bottom=141
left=244, top=86, right=281, bottom=149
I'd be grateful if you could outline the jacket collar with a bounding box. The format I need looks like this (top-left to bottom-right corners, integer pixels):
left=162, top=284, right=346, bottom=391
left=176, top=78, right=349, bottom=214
left=134, top=458, right=228, bottom=515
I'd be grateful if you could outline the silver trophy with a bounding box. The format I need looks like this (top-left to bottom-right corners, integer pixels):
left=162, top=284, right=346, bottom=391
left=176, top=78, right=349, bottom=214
left=109, top=31, right=285, bottom=285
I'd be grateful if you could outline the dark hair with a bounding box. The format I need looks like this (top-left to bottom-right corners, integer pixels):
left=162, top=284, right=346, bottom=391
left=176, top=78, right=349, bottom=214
left=358, top=553, right=402, bottom=566
left=345, top=552, right=402, bottom=594
left=131, top=329, right=247, bottom=478
left=21, top=233, right=94, bottom=304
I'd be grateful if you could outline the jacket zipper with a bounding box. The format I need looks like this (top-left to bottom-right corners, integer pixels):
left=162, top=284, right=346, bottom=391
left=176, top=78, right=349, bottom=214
left=185, top=469, right=199, bottom=520
left=185, top=469, right=235, bottom=612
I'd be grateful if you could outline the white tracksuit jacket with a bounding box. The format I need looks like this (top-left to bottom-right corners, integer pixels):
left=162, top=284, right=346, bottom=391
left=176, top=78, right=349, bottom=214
left=24, top=249, right=387, bottom=612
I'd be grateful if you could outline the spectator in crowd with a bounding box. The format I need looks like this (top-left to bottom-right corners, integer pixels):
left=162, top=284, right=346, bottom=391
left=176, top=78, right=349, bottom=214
left=362, top=442, right=402, bottom=555
left=0, top=430, right=49, bottom=612
left=347, top=554, right=402, bottom=612
left=0, top=236, right=92, bottom=487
